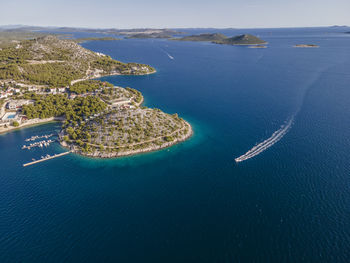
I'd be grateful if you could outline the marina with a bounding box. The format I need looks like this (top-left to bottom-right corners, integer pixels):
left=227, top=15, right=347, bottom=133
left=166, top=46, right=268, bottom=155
left=22, top=139, right=55, bottom=150
left=25, top=133, right=54, bottom=142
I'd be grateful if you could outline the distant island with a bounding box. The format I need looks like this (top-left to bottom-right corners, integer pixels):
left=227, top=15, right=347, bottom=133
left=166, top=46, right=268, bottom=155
left=74, top=37, right=120, bottom=43
left=174, top=33, right=267, bottom=45
left=123, top=29, right=183, bottom=39
left=1, top=26, right=183, bottom=36
left=293, top=44, right=319, bottom=48
left=125, top=33, right=172, bottom=39
left=175, top=33, right=228, bottom=42
left=248, top=45, right=267, bottom=48
left=0, top=34, right=192, bottom=158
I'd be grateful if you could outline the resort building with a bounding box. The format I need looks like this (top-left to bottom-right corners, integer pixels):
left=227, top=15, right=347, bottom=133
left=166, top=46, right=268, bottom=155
left=7, top=100, right=33, bottom=110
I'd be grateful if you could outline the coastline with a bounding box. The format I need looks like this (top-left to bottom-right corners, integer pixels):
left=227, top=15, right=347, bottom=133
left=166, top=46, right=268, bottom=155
left=61, top=121, right=193, bottom=158
left=218, top=42, right=268, bottom=46
left=71, top=69, right=157, bottom=85
left=0, top=117, right=63, bottom=135
left=3, top=71, right=192, bottom=158
left=1, top=69, right=155, bottom=136
left=0, top=41, right=189, bottom=159
left=293, top=44, right=319, bottom=48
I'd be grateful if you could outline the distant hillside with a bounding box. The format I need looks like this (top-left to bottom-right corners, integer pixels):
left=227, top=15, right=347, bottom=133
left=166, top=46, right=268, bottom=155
left=215, top=34, right=267, bottom=45
left=0, top=35, right=155, bottom=86
left=74, top=37, right=120, bottom=43
left=0, top=31, right=45, bottom=48
left=176, top=33, right=227, bottom=42
left=126, top=33, right=172, bottom=39
left=175, top=33, right=267, bottom=45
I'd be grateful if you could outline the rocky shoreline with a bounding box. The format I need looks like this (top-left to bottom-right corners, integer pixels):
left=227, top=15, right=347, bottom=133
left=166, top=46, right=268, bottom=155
left=61, top=122, right=193, bottom=158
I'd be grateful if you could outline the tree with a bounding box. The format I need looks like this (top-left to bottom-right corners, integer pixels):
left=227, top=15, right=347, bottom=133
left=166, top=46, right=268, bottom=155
left=12, top=121, right=19, bottom=127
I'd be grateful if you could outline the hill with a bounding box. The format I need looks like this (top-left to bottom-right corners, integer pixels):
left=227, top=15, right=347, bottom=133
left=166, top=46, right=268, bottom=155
left=0, top=31, right=44, bottom=48
left=175, top=33, right=227, bottom=42
left=125, top=33, right=172, bottom=39
left=0, top=35, right=155, bottom=86
left=215, top=34, right=267, bottom=45
left=175, top=33, right=266, bottom=45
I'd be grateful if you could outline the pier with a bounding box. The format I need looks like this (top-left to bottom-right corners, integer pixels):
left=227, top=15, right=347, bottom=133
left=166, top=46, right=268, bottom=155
left=23, top=151, right=71, bottom=167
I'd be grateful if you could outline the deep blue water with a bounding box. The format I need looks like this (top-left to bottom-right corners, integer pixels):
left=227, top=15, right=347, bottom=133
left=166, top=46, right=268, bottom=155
left=1, top=28, right=350, bottom=262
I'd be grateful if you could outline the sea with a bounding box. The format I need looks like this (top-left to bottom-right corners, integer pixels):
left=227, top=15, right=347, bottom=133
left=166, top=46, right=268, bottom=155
left=0, top=27, right=350, bottom=262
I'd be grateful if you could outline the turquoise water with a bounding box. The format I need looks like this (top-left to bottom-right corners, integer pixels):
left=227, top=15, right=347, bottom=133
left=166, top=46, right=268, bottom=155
left=1, top=28, right=350, bottom=262
left=3, top=113, right=16, bottom=120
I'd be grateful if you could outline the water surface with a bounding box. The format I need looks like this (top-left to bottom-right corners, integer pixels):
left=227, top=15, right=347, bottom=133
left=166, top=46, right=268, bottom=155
left=1, top=28, right=350, bottom=262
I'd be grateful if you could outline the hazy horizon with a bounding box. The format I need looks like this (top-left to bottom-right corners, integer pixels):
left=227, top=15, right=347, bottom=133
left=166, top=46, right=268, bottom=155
left=1, top=0, right=349, bottom=29
left=0, top=24, right=349, bottom=30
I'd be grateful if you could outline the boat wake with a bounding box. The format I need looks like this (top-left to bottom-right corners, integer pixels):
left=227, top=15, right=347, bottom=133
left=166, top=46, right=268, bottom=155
left=160, top=48, right=174, bottom=60
left=235, top=116, right=294, bottom=163
left=234, top=63, right=333, bottom=163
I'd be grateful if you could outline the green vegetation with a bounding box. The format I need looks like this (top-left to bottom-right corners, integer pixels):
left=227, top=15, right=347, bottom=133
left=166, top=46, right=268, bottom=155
left=11, top=121, right=19, bottom=127
left=126, top=33, right=172, bottom=39
left=70, top=80, right=113, bottom=94
left=90, top=56, right=122, bottom=72
left=175, top=33, right=267, bottom=45
left=22, top=94, right=107, bottom=121
left=91, top=56, right=154, bottom=75
left=125, top=87, right=143, bottom=104
left=21, top=63, right=85, bottom=86
left=0, top=62, right=84, bottom=86
left=74, top=37, right=120, bottom=43
left=63, top=107, right=191, bottom=155
left=0, top=31, right=45, bottom=48
left=215, top=34, right=267, bottom=45
left=0, top=32, right=190, bottom=158
left=175, top=33, right=227, bottom=42
left=0, top=35, right=155, bottom=86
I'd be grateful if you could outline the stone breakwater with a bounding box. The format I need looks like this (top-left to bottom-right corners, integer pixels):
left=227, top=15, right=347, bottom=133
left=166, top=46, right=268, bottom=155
left=62, top=122, right=193, bottom=158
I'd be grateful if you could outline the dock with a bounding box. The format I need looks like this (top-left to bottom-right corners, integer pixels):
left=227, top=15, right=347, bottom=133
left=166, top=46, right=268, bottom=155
left=23, top=151, right=71, bottom=167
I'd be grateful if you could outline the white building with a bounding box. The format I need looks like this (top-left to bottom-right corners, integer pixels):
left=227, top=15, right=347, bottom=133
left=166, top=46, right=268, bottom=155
left=7, top=100, right=32, bottom=110
left=28, top=86, right=38, bottom=92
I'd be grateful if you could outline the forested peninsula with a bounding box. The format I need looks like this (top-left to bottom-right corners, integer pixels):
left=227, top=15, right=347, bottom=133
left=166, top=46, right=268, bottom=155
left=0, top=35, right=192, bottom=157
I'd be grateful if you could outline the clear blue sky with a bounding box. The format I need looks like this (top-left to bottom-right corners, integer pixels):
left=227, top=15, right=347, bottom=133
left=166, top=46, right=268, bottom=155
left=1, top=0, right=349, bottom=28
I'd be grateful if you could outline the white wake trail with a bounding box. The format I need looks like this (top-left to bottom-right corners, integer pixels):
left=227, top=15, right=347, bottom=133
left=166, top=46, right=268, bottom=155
left=165, top=52, right=174, bottom=60
left=159, top=48, right=174, bottom=60
left=235, top=117, right=294, bottom=163
left=234, top=64, right=332, bottom=163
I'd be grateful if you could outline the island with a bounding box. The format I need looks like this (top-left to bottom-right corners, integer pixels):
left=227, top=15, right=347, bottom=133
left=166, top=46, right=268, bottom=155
left=74, top=37, right=121, bottom=43
left=174, top=33, right=267, bottom=46
left=293, top=44, right=319, bottom=48
left=0, top=34, right=192, bottom=158
left=172, top=33, right=227, bottom=42
left=125, top=33, right=173, bottom=39
left=248, top=45, right=267, bottom=49
left=122, top=29, right=184, bottom=39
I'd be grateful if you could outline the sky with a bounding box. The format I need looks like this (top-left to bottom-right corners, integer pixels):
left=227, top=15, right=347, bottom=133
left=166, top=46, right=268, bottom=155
left=1, top=0, right=349, bottom=29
